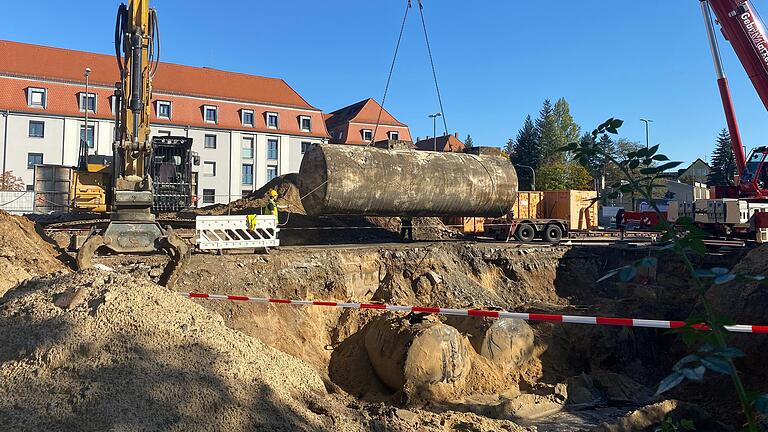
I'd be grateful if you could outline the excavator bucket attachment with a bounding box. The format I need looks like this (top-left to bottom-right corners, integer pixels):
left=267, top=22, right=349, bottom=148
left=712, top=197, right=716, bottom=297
left=76, top=222, right=190, bottom=288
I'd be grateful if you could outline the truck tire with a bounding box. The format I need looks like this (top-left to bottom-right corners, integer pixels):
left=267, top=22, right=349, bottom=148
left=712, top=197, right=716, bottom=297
left=543, top=224, right=563, bottom=243
left=514, top=224, right=535, bottom=242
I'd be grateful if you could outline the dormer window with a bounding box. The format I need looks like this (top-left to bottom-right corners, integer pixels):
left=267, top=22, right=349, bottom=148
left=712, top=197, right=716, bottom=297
left=27, top=87, right=47, bottom=108
left=204, top=105, right=218, bottom=124
left=388, top=131, right=399, bottom=140
left=242, top=109, right=254, bottom=127
left=362, top=129, right=373, bottom=142
left=266, top=112, right=279, bottom=129
left=79, top=92, right=97, bottom=112
left=299, top=116, right=311, bottom=132
left=157, top=101, right=172, bottom=119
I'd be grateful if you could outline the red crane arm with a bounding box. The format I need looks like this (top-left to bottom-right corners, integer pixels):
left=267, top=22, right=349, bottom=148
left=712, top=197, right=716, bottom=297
left=701, top=0, right=768, bottom=177
left=709, top=0, right=768, bottom=111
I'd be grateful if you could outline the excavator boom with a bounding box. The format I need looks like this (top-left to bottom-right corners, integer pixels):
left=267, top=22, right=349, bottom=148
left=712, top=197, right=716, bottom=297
left=77, top=0, right=189, bottom=287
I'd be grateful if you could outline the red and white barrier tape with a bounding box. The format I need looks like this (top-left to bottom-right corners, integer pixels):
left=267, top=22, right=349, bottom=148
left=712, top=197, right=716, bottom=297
left=180, top=292, right=768, bottom=334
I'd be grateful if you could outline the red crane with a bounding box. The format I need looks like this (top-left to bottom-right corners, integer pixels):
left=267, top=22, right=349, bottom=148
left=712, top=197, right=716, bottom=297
left=701, top=0, right=768, bottom=197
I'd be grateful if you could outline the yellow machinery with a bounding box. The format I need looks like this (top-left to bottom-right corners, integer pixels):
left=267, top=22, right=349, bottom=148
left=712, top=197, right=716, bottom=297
left=77, top=0, right=189, bottom=286
left=71, top=162, right=110, bottom=213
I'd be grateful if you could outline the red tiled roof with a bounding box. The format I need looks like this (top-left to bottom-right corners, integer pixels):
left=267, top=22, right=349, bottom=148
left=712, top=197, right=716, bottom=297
left=325, top=98, right=407, bottom=129
left=324, top=98, right=411, bottom=145
left=0, top=39, right=317, bottom=110
left=414, top=134, right=465, bottom=152
left=0, top=40, right=329, bottom=137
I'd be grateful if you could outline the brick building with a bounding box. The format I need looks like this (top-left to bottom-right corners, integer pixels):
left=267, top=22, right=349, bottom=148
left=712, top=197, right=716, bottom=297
left=0, top=40, right=329, bottom=205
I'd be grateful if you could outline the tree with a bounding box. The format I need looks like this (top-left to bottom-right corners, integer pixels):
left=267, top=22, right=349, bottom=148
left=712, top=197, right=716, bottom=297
left=511, top=115, right=540, bottom=189
left=464, top=134, right=474, bottom=149
left=554, top=97, right=581, bottom=150
left=0, top=171, right=24, bottom=191
left=535, top=99, right=562, bottom=163
left=707, top=128, right=735, bottom=186
left=537, top=160, right=592, bottom=190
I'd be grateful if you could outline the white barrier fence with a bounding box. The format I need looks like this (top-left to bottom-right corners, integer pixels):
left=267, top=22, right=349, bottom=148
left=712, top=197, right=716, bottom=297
left=0, top=191, right=35, bottom=214
left=195, top=215, right=279, bottom=251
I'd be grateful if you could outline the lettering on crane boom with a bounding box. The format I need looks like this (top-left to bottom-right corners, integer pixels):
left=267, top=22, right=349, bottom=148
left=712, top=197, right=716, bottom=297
left=741, top=12, right=768, bottom=69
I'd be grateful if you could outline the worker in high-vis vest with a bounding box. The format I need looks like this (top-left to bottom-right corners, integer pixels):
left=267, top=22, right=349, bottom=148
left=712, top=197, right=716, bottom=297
left=266, top=189, right=278, bottom=217
left=247, top=189, right=279, bottom=231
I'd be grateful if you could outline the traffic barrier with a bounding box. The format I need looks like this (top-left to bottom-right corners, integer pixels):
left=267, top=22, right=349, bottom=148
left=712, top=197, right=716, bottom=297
left=179, top=291, right=768, bottom=334
left=195, top=215, right=279, bottom=251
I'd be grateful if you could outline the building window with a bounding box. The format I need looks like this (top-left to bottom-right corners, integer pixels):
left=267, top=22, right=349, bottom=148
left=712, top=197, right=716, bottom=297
left=26, top=184, right=35, bottom=191
left=267, top=138, right=278, bottom=160
left=79, top=92, right=97, bottom=112
left=204, top=105, right=218, bottom=123
left=242, top=189, right=252, bottom=197
left=242, top=136, right=254, bottom=159
left=299, top=116, right=311, bottom=132
left=157, top=130, right=172, bottom=136
left=242, top=110, right=254, bottom=127
left=388, top=131, right=399, bottom=140
left=204, top=134, right=217, bottom=149
left=27, top=87, right=47, bottom=108
left=157, top=101, right=172, bottom=119
left=27, top=153, right=43, bottom=169
left=242, top=164, right=253, bottom=185
left=28, top=121, right=45, bottom=138
left=362, top=129, right=373, bottom=142
left=267, top=166, right=278, bottom=181
left=266, top=112, right=279, bottom=129
left=301, top=141, right=312, bottom=154
left=203, top=161, right=216, bottom=177
left=80, top=125, right=95, bottom=149
left=202, top=189, right=215, bottom=204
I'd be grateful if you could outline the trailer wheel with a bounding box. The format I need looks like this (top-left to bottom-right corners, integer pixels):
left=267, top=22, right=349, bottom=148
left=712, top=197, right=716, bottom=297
left=514, top=223, right=536, bottom=242
left=543, top=224, right=563, bottom=243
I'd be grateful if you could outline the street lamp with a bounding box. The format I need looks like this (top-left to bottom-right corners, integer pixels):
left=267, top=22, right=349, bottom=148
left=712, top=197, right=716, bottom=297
left=428, top=112, right=442, bottom=151
left=79, top=67, right=92, bottom=169
left=515, top=164, right=536, bottom=190
left=640, top=118, right=653, bottom=149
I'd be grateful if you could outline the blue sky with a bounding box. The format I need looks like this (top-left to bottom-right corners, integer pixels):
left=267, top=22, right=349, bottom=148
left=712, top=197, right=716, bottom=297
left=2, top=0, right=767, bottom=164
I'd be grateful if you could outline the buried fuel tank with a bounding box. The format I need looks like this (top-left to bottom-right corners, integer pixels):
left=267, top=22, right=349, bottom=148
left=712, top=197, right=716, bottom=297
left=298, top=143, right=518, bottom=217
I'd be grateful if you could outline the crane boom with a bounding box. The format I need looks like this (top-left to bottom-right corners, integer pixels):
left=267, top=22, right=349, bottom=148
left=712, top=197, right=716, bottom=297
left=701, top=0, right=768, bottom=196
left=709, top=0, right=768, bottom=111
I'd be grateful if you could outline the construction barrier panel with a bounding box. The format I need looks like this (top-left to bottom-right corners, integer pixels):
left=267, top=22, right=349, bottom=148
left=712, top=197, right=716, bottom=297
left=195, top=215, right=279, bottom=251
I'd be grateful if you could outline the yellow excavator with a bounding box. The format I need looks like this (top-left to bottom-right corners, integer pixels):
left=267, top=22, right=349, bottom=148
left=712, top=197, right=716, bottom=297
left=76, top=0, right=189, bottom=286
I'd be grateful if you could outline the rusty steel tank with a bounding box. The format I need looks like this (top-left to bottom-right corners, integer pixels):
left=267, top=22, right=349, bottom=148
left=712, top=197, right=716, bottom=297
left=298, top=143, right=518, bottom=217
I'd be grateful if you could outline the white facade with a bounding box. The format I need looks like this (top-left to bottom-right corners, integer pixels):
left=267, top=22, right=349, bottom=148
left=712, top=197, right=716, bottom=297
left=0, top=111, right=323, bottom=205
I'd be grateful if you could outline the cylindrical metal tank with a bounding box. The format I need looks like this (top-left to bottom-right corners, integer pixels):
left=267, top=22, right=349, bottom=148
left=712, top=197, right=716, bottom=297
left=299, top=144, right=518, bottom=217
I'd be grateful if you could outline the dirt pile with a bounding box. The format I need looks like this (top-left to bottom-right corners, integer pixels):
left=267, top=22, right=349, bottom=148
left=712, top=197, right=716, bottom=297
left=0, top=210, right=66, bottom=295
left=0, top=270, right=370, bottom=431
left=194, top=173, right=305, bottom=216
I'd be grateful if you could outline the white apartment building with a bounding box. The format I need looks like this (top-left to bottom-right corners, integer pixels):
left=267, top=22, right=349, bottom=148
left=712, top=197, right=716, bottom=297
left=0, top=40, right=329, bottom=205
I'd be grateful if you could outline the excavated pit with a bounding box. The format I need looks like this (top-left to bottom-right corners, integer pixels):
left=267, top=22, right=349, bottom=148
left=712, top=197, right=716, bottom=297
left=0, top=210, right=763, bottom=431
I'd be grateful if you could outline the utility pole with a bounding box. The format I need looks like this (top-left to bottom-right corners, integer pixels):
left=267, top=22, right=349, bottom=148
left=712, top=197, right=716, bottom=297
left=640, top=118, right=653, bottom=149
left=429, top=112, right=442, bottom=151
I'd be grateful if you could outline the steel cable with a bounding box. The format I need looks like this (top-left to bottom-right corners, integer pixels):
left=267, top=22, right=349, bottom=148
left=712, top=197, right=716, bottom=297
left=372, top=0, right=412, bottom=145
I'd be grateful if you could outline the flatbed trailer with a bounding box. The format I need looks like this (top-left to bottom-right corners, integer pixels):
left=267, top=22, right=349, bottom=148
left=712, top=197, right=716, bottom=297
left=484, top=217, right=569, bottom=243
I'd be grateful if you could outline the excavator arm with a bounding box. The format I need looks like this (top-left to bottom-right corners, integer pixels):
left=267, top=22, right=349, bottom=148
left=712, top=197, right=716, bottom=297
left=77, top=0, right=189, bottom=287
